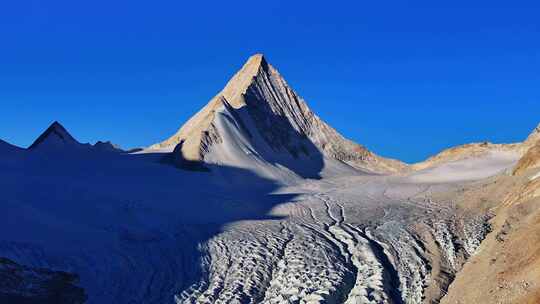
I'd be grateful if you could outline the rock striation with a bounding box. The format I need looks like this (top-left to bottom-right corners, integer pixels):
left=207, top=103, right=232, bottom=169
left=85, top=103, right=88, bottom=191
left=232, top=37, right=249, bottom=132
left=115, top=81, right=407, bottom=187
left=513, top=136, right=540, bottom=176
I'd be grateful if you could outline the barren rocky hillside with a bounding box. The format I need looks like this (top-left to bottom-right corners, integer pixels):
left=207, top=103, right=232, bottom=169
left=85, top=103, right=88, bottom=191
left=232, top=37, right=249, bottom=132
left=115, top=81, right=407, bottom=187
left=440, top=131, right=540, bottom=304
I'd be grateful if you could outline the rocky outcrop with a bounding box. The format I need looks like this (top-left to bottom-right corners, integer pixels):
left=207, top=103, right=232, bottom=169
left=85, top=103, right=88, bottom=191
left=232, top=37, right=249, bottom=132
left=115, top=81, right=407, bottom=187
left=0, top=257, right=86, bottom=304
left=167, top=140, right=209, bottom=171
left=524, top=122, right=540, bottom=148
left=150, top=54, right=406, bottom=174
left=513, top=142, right=540, bottom=175
left=513, top=124, right=540, bottom=175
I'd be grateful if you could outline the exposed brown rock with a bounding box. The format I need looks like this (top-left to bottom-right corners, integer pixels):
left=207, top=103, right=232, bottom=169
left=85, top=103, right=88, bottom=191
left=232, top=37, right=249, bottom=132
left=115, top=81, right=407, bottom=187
left=523, top=122, right=540, bottom=147
left=440, top=172, right=540, bottom=304
left=513, top=142, right=540, bottom=175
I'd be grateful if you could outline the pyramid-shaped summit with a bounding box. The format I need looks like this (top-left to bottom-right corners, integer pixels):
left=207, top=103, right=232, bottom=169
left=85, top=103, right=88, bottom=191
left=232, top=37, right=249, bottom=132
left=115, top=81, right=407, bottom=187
left=29, top=121, right=81, bottom=150
left=151, top=54, right=407, bottom=174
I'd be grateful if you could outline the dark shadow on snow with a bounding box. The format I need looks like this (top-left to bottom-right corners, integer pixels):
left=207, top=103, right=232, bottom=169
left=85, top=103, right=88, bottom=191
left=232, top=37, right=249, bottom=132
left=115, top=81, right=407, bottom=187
left=0, top=147, right=304, bottom=303
left=236, top=80, right=326, bottom=179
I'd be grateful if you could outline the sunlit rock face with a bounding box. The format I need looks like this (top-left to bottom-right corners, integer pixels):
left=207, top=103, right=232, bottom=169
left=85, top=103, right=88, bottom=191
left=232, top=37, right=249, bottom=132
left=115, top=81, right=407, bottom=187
left=150, top=54, right=407, bottom=174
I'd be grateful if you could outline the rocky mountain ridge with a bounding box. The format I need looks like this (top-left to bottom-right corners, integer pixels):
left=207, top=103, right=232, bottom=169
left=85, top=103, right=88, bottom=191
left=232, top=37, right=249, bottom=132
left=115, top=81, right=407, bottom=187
left=412, top=123, right=540, bottom=171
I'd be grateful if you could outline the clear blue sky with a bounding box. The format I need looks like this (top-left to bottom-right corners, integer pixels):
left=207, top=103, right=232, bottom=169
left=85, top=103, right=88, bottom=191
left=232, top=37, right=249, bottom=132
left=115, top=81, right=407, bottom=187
left=1, top=1, right=539, bottom=163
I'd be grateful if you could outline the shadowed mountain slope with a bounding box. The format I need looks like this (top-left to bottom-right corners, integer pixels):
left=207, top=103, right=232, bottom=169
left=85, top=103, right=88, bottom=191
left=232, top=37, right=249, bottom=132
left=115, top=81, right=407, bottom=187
left=28, top=121, right=83, bottom=150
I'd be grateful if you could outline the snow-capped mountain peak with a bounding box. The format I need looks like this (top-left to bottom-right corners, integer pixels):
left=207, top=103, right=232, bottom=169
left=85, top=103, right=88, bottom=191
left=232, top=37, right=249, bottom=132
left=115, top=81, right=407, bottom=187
left=150, top=54, right=407, bottom=175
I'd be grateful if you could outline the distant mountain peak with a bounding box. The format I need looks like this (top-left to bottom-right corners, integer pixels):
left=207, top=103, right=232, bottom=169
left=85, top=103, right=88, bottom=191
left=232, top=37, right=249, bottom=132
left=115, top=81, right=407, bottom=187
left=28, top=121, right=81, bottom=150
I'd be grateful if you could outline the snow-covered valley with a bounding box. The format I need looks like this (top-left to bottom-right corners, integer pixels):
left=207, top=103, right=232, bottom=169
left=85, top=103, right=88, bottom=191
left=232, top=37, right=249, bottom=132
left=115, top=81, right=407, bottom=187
left=0, top=142, right=518, bottom=303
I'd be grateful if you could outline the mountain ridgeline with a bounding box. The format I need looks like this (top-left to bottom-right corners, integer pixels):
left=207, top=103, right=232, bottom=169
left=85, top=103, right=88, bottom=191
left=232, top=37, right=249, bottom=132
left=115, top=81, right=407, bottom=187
left=27, top=121, right=123, bottom=153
